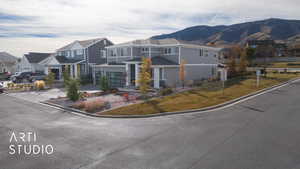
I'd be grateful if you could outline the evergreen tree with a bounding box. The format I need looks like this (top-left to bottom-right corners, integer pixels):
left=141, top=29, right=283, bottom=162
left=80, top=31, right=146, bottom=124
left=67, top=79, right=80, bottom=101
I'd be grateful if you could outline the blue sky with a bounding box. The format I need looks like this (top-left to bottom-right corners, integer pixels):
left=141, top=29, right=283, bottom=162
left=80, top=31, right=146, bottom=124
left=0, top=0, right=299, bottom=57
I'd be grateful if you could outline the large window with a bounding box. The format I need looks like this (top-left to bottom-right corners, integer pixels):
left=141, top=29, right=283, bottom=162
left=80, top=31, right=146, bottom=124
left=100, top=50, right=106, bottom=58
left=67, top=51, right=71, bottom=57
left=164, top=48, right=172, bottom=54
left=76, top=49, right=83, bottom=55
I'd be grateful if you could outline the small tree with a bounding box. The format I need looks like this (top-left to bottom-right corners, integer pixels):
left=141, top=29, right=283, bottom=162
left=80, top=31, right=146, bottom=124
left=227, top=45, right=242, bottom=77
left=45, top=72, right=55, bottom=88
left=99, top=76, right=110, bottom=92
left=246, top=47, right=256, bottom=65
left=63, top=71, right=71, bottom=87
left=238, top=49, right=248, bottom=74
left=138, top=57, right=152, bottom=99
left=179, top=59, right=186, bottom=88
left=67, top=79, right=80, bottom=101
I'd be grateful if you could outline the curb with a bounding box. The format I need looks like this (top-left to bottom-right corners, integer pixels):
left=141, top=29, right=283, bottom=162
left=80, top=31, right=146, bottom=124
left=41, top=78, right=300, bottom=119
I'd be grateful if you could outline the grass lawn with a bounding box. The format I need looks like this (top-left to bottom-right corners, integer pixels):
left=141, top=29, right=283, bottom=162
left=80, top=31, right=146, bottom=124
left=270, top=62, right=300, bottom=68
left=101, top=73, right=300, bottom=116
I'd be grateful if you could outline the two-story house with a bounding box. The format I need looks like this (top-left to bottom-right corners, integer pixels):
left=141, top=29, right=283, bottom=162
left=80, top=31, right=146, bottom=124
left=92, top=38, right=221, bottom=89
left=41, top=38, right=113, bottom=80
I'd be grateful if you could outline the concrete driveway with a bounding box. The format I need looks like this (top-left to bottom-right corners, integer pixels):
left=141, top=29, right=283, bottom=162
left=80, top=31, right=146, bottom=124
left=0, top=81, right=300, bottom=169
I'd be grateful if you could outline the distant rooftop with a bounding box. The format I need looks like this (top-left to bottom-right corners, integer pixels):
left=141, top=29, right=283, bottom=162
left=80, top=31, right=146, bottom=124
left=24, top=52, right=53, bottom=63
left=0, top=52, right=17, bottom=63
left=57, top=38, right=107, bottom=51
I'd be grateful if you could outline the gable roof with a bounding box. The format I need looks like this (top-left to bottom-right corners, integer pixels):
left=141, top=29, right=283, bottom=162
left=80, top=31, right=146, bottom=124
left=125, top=56, right=178, bottom=65
left=57, top=38, right=106, bottom=51
left=55, top=55, right=84, bottom=64
left=0, top=52, right=17, bottom=63
left=24, top=52, right=52, bottom=63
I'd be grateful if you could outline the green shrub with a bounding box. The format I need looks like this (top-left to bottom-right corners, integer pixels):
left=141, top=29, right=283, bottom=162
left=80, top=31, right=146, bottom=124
left=159, top=88, right=173, bottom=96
left=67, top=79, right=80, bottom=101
left=99, top=76, right=110, bottom=92
left=63, top=71, right=71, bottom=87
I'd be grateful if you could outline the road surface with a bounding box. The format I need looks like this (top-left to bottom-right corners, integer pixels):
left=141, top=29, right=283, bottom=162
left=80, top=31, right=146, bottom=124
left=0, top=81, right=300, bottom=169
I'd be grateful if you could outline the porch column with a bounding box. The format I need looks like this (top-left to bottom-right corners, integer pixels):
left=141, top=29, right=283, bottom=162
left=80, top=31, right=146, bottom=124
left=154, top=67, right=160, bottom=89
left=59, top=66, right=62, bottom=80
left=92, top=66, right=96, bottom=85
left=135, top=64, right=139, bottom=87
left=74, top=64, right=78, bottom=78
left=125, top=64, right=130, bottom=86
left=70, top=64, right=74, bottom=78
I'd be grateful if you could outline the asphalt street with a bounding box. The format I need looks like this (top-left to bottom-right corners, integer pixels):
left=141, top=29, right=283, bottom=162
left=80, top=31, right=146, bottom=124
left=1, top=81, right=300, bottom=169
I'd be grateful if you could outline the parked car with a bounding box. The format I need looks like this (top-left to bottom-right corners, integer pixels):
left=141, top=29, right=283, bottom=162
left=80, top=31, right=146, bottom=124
left=0, top=72, right=12, bottom=81
left=10, top=72, right=46, bottom=83
left=30, top=72, right=47, bottom=82
left=0, top=83, right=4, bottom=93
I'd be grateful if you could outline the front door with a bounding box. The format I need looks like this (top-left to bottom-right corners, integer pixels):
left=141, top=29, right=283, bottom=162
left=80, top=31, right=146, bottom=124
left=51, top=69, right=59, bottom=80
left=130, top=64, right=135, bottom=86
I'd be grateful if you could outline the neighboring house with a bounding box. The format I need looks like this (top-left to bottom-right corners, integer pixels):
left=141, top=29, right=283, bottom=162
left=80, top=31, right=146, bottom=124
left=92, top=38, right=221, bottom=89
left=41, top=38, right=113, bottom=80
left=288, top=43, right=300, bottom=57
left=0, top=52, right=18, bottom=74
left=246, top=39, right=288, bottom=57
left=19, top=52, right=52, bottom=73
left=246, top=40, right=275, bottom=48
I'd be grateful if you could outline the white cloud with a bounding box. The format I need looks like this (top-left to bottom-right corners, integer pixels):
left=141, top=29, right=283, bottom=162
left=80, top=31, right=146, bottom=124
left=0, top=0, right=300, bottom=56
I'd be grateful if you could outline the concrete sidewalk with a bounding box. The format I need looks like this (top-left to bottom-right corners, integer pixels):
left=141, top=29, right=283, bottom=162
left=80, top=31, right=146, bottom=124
left=8, top=88, right=66, bottom=103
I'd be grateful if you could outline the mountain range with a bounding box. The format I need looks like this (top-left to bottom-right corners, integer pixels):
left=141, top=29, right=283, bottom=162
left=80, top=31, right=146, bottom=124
left=151, top=18, right=300, bottom=46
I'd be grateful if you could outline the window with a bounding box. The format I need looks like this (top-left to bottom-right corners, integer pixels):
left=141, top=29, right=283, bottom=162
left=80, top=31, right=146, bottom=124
left=76, top=49, right=83, bottom=55
left=205, top=50, right=208, bottom=57
left=67, top=51, right=71, bottom=57
left=164, top=48, right=172, bottom=54
left=142, top=48, right=149, bottom=52
left=120, top=48, right=124, bottom=56
left=199, top=49, right=203, bottom=56
left=100, top=50, right=106, bottom=58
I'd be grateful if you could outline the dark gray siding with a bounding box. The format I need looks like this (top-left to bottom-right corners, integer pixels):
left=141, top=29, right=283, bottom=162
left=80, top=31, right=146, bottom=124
left=88, top=39, right=113, bottom=64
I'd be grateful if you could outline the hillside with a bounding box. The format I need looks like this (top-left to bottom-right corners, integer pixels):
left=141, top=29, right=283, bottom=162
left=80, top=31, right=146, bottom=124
left=151, top=18, right=300, bottom=45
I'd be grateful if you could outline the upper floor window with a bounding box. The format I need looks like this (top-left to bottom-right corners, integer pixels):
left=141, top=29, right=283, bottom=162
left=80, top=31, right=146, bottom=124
left=121, top=48, right=123, bottom=56
left=76, top=49, right=83, bottom=55
left=142, top=48, right=149, bottom=52
left=199, top=49, right=203, bottom=56
left=164, top=48, right=172, bottom=54
left=67, top=51, right=71, bottom=57
left=205, top=50, right=209, bottom=57
left=100, top=50, right=106, bottom=58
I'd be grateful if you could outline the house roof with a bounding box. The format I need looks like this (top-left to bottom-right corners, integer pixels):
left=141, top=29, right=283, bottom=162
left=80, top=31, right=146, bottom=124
left=24, top=52, right=52, bottom=63
left=55, top=55, right=84, bottom=64
left=114, top=38, right=194, bottom=46
left=57, top=38, right=106, bottom=51
left=107, top=38, right=221, bottom=50
left=126, top=57, right=178, bottom=65
left=0, top=52, right=17, bottom=63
